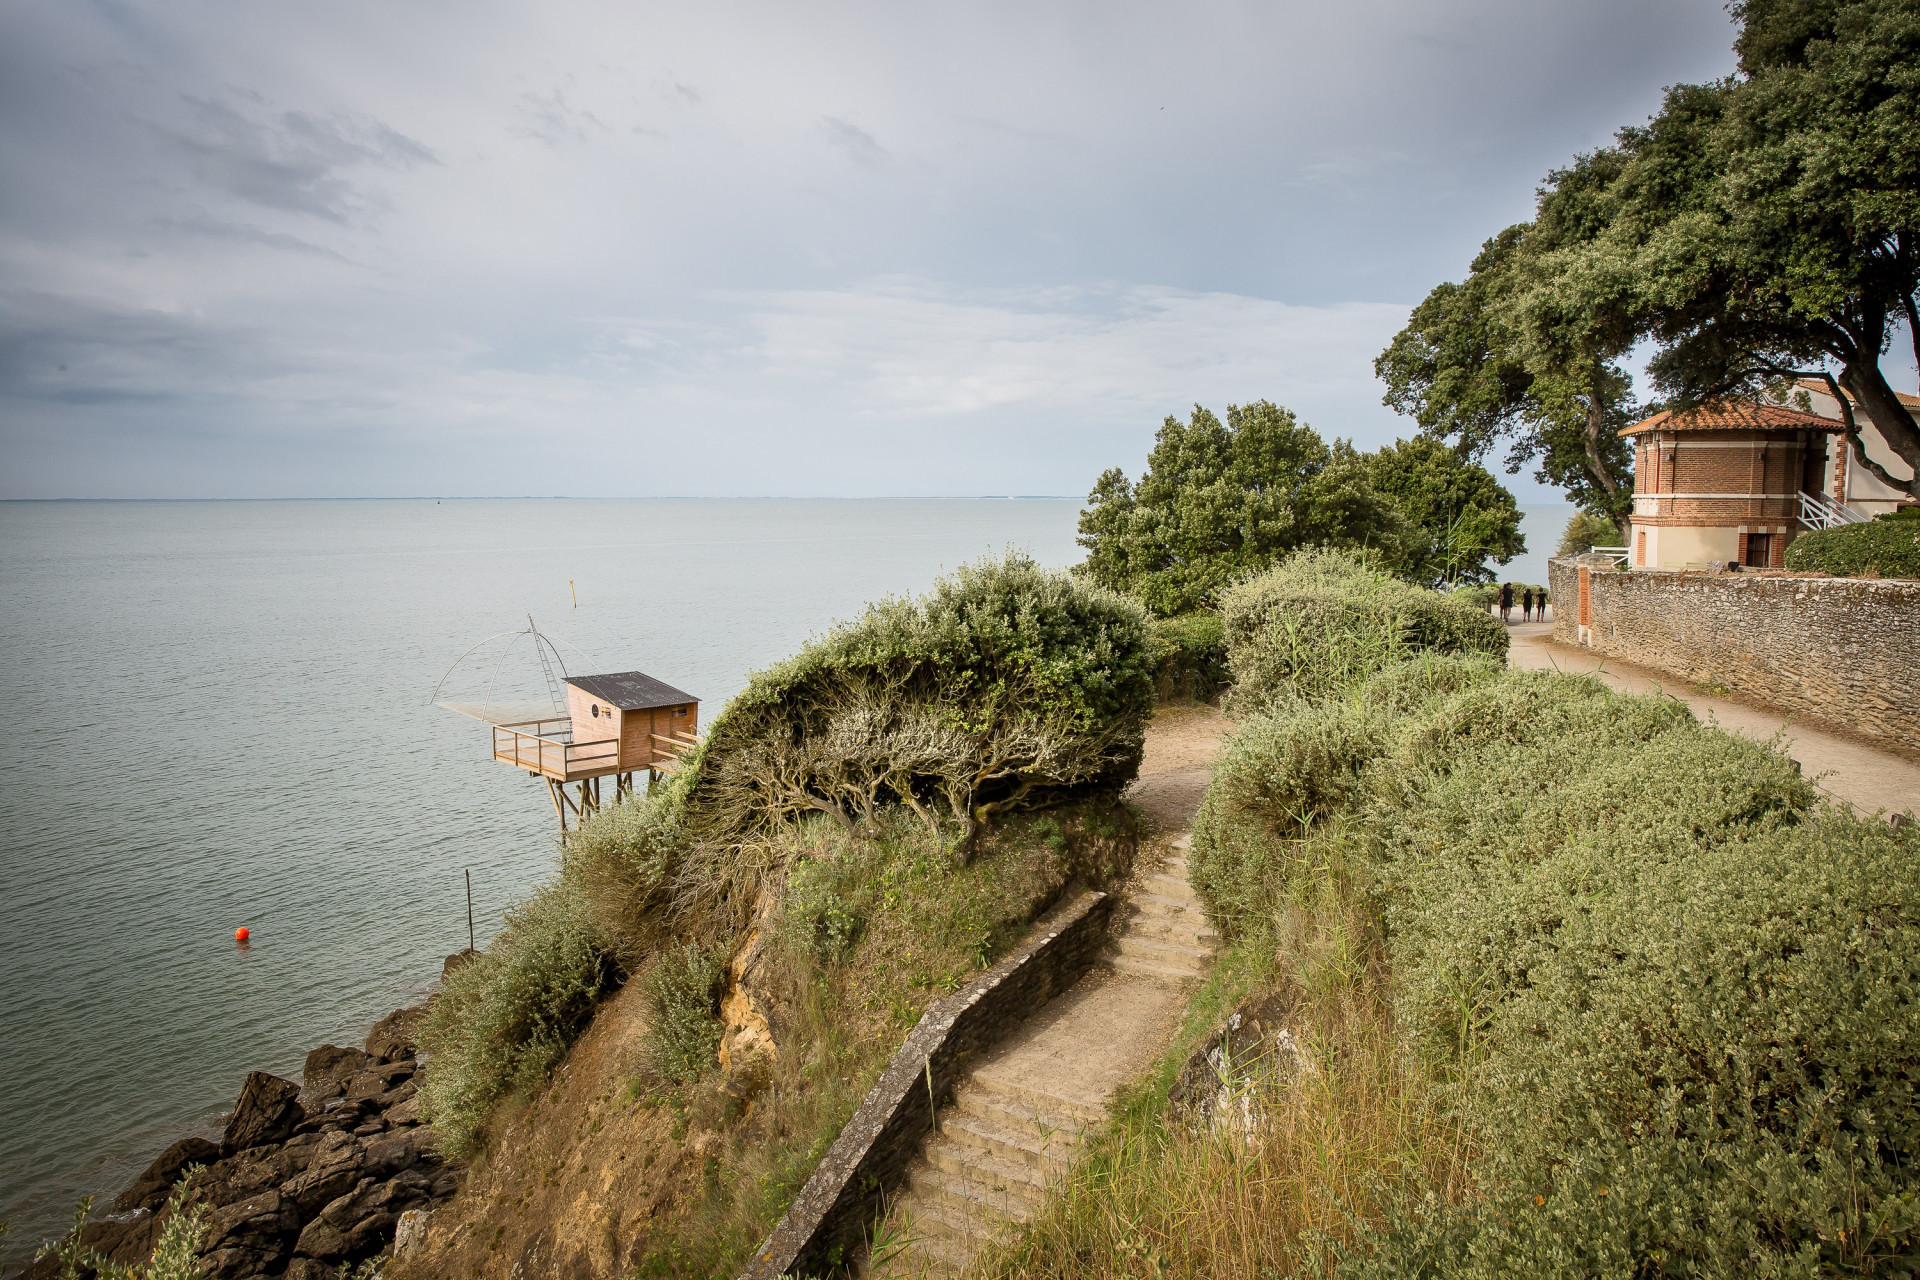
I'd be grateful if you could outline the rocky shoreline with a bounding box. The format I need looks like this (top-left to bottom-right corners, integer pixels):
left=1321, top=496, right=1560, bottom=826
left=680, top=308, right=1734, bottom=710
left=11, top=956, right=475, bottom=1280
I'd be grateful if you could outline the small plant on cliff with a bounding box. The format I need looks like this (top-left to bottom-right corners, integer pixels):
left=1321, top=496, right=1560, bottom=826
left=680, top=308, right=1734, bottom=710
left=33, top=1176, right=209, bottom=1280
left=418, top=883, right=616, bottom=1156
left=641, top=943, right=726, bottom=1086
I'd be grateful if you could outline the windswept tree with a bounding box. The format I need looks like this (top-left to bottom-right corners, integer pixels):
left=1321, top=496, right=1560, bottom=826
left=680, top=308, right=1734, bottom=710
left=1385, top=0, right=1920, bottom=504
left=1374, top=225, right=1640, bottom=526
left=1619, top=0, right=1920, bottom=499
left=1363, top=436, right=1525, bottom=587
left=1075, top=401, right=1405, bottom=616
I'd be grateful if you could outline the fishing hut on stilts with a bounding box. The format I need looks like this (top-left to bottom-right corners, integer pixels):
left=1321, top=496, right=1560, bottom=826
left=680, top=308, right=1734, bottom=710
left=432, top=619, right=700, bottom=833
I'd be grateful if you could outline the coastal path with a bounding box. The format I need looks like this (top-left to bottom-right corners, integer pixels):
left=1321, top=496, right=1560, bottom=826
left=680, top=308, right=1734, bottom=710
left=867, top=704, right=1227, bottom=1279
left=1506, top=621, right=1920, bottom=820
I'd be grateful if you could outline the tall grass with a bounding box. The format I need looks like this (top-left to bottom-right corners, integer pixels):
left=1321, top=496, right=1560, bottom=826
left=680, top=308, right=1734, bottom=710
left=982, top=846, right=1470, bottom=1280
left=631, top=804, right=1138, bottom=1278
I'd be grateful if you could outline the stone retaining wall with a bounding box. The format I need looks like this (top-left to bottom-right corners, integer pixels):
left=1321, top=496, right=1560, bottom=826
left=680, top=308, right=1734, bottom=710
left=1547, top=557, right=1920, bottom=746
left=736, top=888, right=1117, bottom=1279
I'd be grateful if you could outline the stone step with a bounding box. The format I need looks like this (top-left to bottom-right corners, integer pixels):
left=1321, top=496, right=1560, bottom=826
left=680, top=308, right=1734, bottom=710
left=869, top=1215, right=974, bottom=1280
left=1107, top=951, right=1206, bottom=982
left=908, top=1161, right=1037, bottom=1223
left=941, top=1109, right=1078, bottom=1172
left=1133, top=891, right=1209, bottom=923
left=924, top=1139, right=1048, bottom=1205
left=1162, top=855, right=1190, bottom=875
left=1120, top=908, right=1218, bottom=946
left=910, top=1193, right=1011, bottom=1246
left=1146, top=873, right=1196, bottom=901
left=1115, top=934, right=1210, bottom=967
left=1170, top=833, right=1193, bottom=852
left=951, top=1084, right=1092, bottom=1143
left=967, top=1070, right=1108, bottom=1129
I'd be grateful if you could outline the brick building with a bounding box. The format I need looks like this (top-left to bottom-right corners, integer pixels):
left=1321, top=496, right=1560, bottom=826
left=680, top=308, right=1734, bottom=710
left=1622, top=401, right=1841, bottom=570
left=1792, top=378, right=1920, bottom=519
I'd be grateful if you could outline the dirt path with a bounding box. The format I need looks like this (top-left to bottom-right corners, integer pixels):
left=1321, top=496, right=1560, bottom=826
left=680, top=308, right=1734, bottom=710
left=1507, top=622, right=1920, bottom=820
left=868, top=705, right=1229, bottom=1278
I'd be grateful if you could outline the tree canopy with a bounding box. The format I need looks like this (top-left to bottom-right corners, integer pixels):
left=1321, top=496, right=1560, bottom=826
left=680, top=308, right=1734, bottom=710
left=1074, top=402, right=1405, bottom=616
left=1379, top=0, right=1920, bottom=505
left=1074, top=402, right=1524, bottom=612
left=1363, top=436, right=1526, bottom=588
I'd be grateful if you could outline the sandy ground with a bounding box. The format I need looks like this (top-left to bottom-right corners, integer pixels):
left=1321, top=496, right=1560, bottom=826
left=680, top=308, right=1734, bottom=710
left=1127, top=701, right=1230, bottom=833
left=1507, top=621, right=1920, bottom=820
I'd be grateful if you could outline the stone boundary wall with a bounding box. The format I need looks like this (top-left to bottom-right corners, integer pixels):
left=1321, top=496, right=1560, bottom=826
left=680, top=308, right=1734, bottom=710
left=736, top=887, right=1117, bottom=1279
left=1547, top=557, right=1920, bottom=747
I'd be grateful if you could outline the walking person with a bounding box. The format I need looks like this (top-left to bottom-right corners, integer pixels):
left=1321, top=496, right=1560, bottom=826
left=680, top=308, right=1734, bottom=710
left=1499, top=582, right=1514, bottom=623
left=1522, top=587, right=1534, bottom=622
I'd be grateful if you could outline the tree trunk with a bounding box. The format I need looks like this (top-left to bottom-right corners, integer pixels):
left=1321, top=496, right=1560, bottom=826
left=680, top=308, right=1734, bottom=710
left=1838, top=362, right=1920, bottom=500
left=1583, top=386, right=1626, bottom=513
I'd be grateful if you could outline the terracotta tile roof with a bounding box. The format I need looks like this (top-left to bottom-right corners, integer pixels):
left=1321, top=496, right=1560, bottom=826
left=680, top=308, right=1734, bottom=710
left=1793, top=377, right=1920, bottom=410
left=1619, top=400, right=1843, bottom=437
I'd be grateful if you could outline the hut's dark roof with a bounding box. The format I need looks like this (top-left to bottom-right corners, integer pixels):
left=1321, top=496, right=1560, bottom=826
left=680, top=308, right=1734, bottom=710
left=567, top=671, right=698, bottom=711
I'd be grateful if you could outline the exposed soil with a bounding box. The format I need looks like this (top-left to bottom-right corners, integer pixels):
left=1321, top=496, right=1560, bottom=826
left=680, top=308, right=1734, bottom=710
left=1127, top=701, right=1230, bottom=833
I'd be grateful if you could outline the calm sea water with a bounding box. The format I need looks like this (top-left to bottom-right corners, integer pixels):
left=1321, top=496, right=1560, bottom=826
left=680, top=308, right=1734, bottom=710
left=0, top=497, right=1571, bottom=1256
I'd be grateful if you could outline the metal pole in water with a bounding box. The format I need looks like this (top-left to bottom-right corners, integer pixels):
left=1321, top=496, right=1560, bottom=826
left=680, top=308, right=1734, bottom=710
left=570, top=579, right=577, bottom=608
left=466, top=869, right=475, bottom=953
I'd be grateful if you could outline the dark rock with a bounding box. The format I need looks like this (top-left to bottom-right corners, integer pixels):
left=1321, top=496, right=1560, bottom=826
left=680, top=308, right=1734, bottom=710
left=199, top=1245, right=280, bottom=1280
left=352, top=1119, right=387, bottom=1137
left=198, top=1188, right=298, bottom=1277
left=430, top=1169, right=461, bottom=1199
left=300, top=1044, right=374, bottom=1107
left=343, top=1211, right=398, bottom=1257
left=380, top=1079, right=418, bottom=1109
left=102, top=1208, right=168, bottom=1268
left=280, top=1130, right=366, bottom=1214
left=112, top=1135, right=221, bottom=1213
left=363, top=1136, right=417, bottom=1177
left=292, top=1212, right=348, bottom=1261
left=384, top=1094, right=422, bottom=1126
left=294, top=1174, right=424, bottom=1262
left=283, top=1259, right=338, bottom=1280
left=197, top=1147, right=292, bottom=1207
left=343, top=1070, right=389, bottom=1104
left=220, top=1072, right=304, bottom=1155
left=443, top=948, right=480, bottom=979
left=364, top=1007, right=424, bottom=1063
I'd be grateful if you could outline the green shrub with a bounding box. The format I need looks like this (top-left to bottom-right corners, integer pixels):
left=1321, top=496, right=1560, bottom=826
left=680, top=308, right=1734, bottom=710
left=1144, top=612, right=1230, bottom=702
left=641, top=944, right=726, bottom=1086
left=1784, top=514, right=1920, bottom=577
left=1354, top=817, right=1920, bottom=1279
left=1189, top=703, right=1388, bottom=936
left=1556, top=509, right=1624, bottom=557
left=418, top=883, right=615, bottom=1156
left=1220, top=549, right=1507, bottom=709
left=677, top=551, right=1155, bottom=928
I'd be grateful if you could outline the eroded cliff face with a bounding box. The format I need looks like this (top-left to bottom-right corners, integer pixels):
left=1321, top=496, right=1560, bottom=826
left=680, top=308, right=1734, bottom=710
left=386, top=980, right=689, bottom=1280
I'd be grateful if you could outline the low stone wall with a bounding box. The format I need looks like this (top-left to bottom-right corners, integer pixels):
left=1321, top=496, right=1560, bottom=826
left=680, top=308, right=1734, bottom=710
left=1548, top=557, right=1920, bottom=746
left=737, top=888, right=1117, bottom=1279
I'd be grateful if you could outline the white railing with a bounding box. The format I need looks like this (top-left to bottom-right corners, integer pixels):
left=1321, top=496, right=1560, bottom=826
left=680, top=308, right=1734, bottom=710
left=1799, top=490, right=1868, bottom=530
left=1589, top=545, right=1631, bottom=567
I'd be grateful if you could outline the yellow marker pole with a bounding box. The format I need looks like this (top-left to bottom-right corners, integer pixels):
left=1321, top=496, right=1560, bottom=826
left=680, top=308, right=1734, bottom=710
left=570, top=579, right=577, bottom=608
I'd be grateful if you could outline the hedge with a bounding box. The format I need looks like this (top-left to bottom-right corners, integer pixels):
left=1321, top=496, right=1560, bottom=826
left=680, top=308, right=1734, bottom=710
left=1784, top=512, right=1920, bottom=578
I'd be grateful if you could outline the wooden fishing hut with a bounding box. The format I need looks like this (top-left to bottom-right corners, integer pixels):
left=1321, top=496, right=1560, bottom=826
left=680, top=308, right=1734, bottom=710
left=491, top=670, right=700, bottom=831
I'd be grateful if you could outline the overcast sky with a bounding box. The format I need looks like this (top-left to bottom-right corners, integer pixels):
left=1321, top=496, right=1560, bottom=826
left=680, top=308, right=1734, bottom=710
left=0, top=0, right=1785, bottom=499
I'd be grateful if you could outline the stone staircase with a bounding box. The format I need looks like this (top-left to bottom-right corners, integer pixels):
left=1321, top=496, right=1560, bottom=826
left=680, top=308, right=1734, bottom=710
left=867, top=838, right=1215, bottom=1278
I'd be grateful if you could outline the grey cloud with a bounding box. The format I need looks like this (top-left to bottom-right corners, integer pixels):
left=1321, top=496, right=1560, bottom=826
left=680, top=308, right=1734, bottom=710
left=819, top=116, right=887, bottom=168
left=511, top=88, right=609, bottom=145
left=160, top=91, right=435, bottom=221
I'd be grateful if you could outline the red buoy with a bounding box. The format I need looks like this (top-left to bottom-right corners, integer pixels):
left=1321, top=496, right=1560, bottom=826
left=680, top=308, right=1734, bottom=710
left=235, top=927, right=251, bottom=942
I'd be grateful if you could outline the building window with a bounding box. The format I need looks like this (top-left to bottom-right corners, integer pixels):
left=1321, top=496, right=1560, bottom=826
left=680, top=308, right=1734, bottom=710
left=590, top=704, right=601, bottom=718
